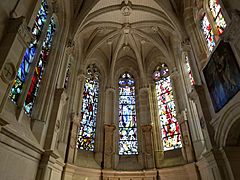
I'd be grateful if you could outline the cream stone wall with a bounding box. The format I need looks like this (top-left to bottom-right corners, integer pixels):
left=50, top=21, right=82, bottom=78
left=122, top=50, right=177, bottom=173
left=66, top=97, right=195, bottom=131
left=0, top=0, right=240, bottom=180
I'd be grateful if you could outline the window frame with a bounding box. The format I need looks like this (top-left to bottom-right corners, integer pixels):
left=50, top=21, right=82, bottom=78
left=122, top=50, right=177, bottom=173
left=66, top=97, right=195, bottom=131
left=9, top=0, right=58, bottom=118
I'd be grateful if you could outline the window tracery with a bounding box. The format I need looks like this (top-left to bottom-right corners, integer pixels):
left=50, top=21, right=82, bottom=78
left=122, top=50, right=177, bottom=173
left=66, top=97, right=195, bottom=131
left=77, top=64, right=100, bottom=151
left=118, top=72, right=138, bottom=155
left=153, top=64, right=182, bottom=151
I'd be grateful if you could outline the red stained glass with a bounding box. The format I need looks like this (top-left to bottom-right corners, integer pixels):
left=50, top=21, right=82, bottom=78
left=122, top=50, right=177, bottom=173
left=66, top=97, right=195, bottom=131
left=154, top=64, right=182, bottom=151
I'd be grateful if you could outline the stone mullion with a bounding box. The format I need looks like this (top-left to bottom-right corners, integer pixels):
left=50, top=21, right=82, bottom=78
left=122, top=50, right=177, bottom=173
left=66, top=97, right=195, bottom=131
left=0, top=17, right=32, bottom=115
left=16, top=12, right=53, bottom=118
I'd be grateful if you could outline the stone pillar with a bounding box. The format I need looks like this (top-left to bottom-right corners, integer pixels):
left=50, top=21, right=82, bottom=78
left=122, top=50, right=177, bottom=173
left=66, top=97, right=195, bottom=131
left=45, top=88, right=68, bottom=150
left=36, top=88, right=67, bottom=180
left=0, top=17, right=31, bottom=114
left=142, top=125, right=154, bottom=169
left=104, top=87, right=116, bottom=125
left=138, top=86, right=154, bottom=168
left=178, top=41, right=206, bottom=160
left=178, top=111, right=195, bottom=163
left=104, top=124, right=116, bottom=169
left=66, top=113, right=80, bottom=164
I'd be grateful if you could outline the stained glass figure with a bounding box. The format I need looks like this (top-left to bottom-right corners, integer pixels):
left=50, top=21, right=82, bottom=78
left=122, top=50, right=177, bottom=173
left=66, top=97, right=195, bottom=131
left=24, top=17, right=56, bottom=114
left=201, top=14, right=216, bottom=51
left=10, top=0, right=48, bottom=103
left=185, top=55, right=195, bottom=86
left=153, top=64, right=182, bottom=151
left=209, top=0, right=226, bottom=35
left=77, top=64, right=100, bottom=151
left=119, top=73, right=138, bottom=155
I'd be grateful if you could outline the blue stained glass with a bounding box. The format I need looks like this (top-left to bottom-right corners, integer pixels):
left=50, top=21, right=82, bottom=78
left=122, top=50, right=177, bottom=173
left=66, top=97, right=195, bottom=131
left=119, top=73, right=138, bottom=155
left=154, top=64, right=182, bottom=151
left=77, top=64, right=100, bottom=151
left=10, top=0, right=48, bottom=103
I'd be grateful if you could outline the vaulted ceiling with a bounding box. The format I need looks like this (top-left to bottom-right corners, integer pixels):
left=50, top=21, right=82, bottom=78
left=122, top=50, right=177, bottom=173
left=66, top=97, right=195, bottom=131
left=70, top=0, right=186, bottom=82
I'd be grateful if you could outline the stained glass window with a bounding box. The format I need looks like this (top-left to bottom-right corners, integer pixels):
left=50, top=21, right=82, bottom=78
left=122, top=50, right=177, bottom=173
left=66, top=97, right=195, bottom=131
left=10, top=0, right=48, bottom=103
left=185, top=55, right=195, bottom=86
left=153, top=64, right=182, bottom=151
left=24, top=17, right=56, bottom=114
left=77, top=64, right=100, bottom=151
left=209, top=0, right=226, bottom=35
left=119, top=73, right=138, bottom=155
left=201, top=14, right=216, bottom=51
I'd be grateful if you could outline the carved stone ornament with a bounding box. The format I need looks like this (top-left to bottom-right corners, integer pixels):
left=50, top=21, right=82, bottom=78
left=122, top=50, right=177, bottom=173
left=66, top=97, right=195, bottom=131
left=221, top=10, right=240, bottom=43
left=1, top=62, right=16, bottom=84
left=181, top=39, right=191, bottom=52
left=66, top=39, right=75, bottom=55
left=52, top=0, right=59, bottom=13
left=8, top=16, right=32, bottom=46
left=121, top=0, right=133, bottom=16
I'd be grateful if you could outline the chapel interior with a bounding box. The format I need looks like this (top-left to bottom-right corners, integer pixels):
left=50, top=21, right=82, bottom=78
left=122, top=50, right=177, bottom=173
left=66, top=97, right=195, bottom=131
left=0, top=0, right=240, bottom=180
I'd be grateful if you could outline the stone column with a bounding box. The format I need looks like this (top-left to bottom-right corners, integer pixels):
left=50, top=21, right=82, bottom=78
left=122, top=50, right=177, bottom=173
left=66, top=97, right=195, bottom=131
left=45, top=88, right=68, bottom=150
left=64, top=72, right=85, bottom=164
left=138, top=87, right=154, bottom=168
left=178, top=111, right=195, bottom=163
left=193, top=85, right=231, bottom=180
left=104, top=87, right=116, bottom=125
left=0, top=17, right=31, bottom=114
left=36, top=88, right=67, bottom=180
left=180, top=41, right=206, bottom=159
left=66, top=113, right=81, bottom=164
left=103, top=124, right=116, bottom=169
left=142, top=125, right=154, bottom=169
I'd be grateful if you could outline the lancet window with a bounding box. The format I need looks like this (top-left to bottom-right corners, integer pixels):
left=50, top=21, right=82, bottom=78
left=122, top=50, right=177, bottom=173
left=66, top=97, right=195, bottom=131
left=153, top=64, right=182, bottom=151
left=10, top=0, right=56, bottom=115
left=118, top=73, right=138, bottom=155
left=77, top=64, right=100, bottom=151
